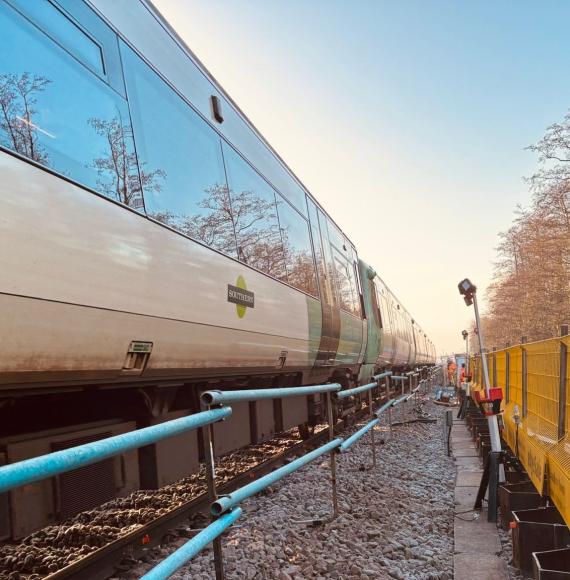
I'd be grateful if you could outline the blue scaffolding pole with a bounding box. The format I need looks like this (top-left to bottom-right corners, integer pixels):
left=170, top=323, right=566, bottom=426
left=0, top=407, right=231, bottom=494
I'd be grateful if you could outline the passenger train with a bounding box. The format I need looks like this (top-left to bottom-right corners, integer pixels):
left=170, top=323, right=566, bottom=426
left=0, top=0, right=435, bottom=539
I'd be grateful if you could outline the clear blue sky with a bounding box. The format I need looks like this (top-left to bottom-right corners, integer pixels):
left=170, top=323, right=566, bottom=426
left=155, top=0, right=570, bottom=353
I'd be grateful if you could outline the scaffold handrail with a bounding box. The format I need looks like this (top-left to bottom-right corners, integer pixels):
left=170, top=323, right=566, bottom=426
left=390, top=375, right=407, bottom=381
left=201, top=383, right=341, bottom=406
left=391, top=394, right=409, bottom=407
left=140, top=508, right=243, bottom=580
left=211, top=438, right=343, bottom=515
left=338, top=419, right=380, bottom=453
left=373, top=371, right=393, bottom=380
left=375, top=399, right=394, bottom=417
left=0, top=407, right=231, bottom=494
left=335, top=381, right=377, bottom=400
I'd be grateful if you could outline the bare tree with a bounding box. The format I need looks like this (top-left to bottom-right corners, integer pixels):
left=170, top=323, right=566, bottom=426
left=483, top=110, right=570, bottom=347
left=0, top=72, right=50, bottom=163
left=89, top=116, right=165, bottom=209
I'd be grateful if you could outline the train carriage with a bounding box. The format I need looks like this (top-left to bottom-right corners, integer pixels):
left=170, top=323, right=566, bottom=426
left=0, top=0, right=435, bottom=539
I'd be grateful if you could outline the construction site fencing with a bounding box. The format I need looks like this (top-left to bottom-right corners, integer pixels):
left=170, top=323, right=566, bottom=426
left=468, top=332, right=570, bottom=525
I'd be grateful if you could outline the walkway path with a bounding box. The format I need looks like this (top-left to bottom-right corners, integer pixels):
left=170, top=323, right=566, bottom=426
left=452, top=416, right=508, bottom=579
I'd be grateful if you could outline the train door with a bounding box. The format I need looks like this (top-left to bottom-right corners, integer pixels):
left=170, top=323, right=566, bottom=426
left=306, top=198, right=340, bottom=365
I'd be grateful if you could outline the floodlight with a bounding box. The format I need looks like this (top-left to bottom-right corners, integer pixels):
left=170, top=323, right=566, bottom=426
left=458, top=278, right=476, bottom=296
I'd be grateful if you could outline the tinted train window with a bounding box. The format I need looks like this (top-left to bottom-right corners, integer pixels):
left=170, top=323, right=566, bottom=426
left=121, top=43, right=239, bottom=256
left=333, top=253, right=352, bottom=313
left=276, top=198, right=317, bottom=297
left=222, top=142, right=286, bottom=278
left=333, top=250, right=360, bottom=315
left=8, top=0, right=104, bottom=76
left=0, top=3, right=144, bottom=210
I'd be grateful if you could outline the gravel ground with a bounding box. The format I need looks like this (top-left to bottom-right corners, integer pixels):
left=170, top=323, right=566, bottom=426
left=0, top=432, right=304, bottom=580
left=124, top=394, right=455, bottom=580
left=497, top=525, right=526, bottom=580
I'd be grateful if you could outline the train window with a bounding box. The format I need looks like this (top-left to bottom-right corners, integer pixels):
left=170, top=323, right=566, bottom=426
left=0, top=3, right=144, bottom=210
left=328, top=222, right=346, bottom=253
left=7, top=0, right=104, bottom=76
left=222, top=141, right=287, bottom=278
left=333, top=250, right=359, bottom=315
left=276, top=197, right=318, bottom=297
left=350, top=262, right=362, bottom=317
left=122, top=43, right=241, bottom=254
left=370, top=280, right=382, bottom=328
left=333, top=254, right=352, bottom=313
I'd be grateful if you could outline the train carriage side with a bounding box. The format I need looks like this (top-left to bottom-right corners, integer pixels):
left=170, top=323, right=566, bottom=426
left=0, top=0, right=371, bottom=538
left=358, top=260, right=433, bottom=380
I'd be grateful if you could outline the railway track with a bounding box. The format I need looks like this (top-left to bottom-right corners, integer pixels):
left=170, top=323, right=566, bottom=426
left=0, top=401, right=382, bottom=580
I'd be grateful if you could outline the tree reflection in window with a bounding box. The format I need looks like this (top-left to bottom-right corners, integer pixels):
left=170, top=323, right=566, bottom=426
left=0, top=72, right=50, bottom=164
left=334, top=253, right=354, bottom=313
left=0, top=5, right=149, bottom=211
left=277, top=197, right=318, bottom=297
left=89, top=116, right=164, bottom=210
left=223, top=142, right=287, bottom=280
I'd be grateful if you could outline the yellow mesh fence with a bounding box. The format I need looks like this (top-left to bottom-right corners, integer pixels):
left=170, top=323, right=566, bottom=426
left=524, top=339, right=560, bottom=445
left=496, top=351, right=506, bottom=390
left=548, top=435, right=570, bottom=526
left=503, top=402, right=517, bottom=451
left=467, top=337, right=570, bottom=522
left=508, top=347, right=523, bottom=408
left=562, top=336, right=570, bottom=433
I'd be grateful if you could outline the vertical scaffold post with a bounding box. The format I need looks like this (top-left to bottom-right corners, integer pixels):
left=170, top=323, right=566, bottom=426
left=368, top=388, right=377, bottom=468
left=202, top=410, right=225, bottom=580
left=558, top=325, right=568, bottom=441
left=522, top=343, right=528, bottom=418
left=326, top=392, right=339, bottom=518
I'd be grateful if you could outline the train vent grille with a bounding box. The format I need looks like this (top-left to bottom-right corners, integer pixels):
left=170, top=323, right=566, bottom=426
left=51, top=432, right=116, bottom=520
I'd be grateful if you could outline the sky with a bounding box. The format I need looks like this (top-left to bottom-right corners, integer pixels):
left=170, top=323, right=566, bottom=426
left=154, top=0, right=570, bottom=354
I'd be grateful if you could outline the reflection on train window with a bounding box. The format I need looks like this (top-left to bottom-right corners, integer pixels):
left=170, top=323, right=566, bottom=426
left=333, top=251, right=359, bottom=315
left=276, top=198, right=318, bottom=297
left=350, top=261, right=362, bottom=316
left=10, top=0, right=104, bottom=76
left=122, top=43, right=240, bottom=256
left=0, top=4, right=144, bottom=210
left=222, top=142, right=286, bottom=278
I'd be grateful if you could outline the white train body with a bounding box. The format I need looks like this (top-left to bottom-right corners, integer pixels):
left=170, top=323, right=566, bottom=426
left=0, top=0, right=435, bottom=539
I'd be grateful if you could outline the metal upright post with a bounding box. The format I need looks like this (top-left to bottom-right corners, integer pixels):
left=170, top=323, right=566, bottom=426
left=368, top=389, right=377, bottom=468
left=202, top=416, right=225, bottom=580
left=466, top=332, right=470, bottom=383
left=472, top=291, right=504, bottom=482
left=326, top=392, right=339, bottom=518
left=558, top=325, right=568, bottom=441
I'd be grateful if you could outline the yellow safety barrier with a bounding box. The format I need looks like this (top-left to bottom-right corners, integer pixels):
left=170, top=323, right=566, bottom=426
left=468, top=335, right=570, bottom=522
